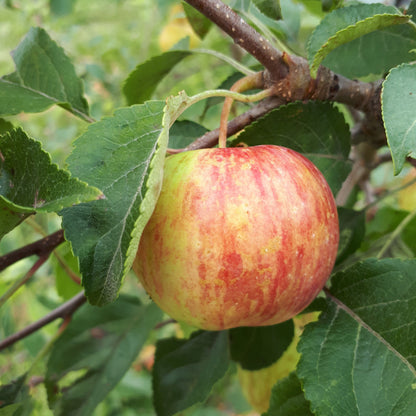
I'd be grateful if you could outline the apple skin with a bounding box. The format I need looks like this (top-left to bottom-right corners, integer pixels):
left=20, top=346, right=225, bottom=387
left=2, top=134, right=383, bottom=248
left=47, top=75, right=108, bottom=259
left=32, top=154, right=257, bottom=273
left=133, top=145, right=339, bottom=330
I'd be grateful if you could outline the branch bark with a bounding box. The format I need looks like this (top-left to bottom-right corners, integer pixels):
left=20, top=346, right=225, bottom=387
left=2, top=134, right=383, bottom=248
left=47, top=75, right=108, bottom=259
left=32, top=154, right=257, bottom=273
left=184, top=96, right=284, bottom=150
left=0, top=229, right=65, bottom=272
left=185, top=0, right=386, bottom=151
left=184, top=0, right=286, bottom=80
left=0, top=292, right=86, bottom=351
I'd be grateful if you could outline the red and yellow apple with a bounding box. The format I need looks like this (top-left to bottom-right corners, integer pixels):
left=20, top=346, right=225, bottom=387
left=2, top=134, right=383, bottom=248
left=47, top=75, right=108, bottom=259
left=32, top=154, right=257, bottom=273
left=133, top=145, right=339, bottom=330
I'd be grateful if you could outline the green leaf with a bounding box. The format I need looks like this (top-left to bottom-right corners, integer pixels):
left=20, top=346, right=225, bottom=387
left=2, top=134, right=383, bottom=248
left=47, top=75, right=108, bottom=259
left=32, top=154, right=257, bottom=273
left=0, top=374, right=34, bottom=416
left=325, top=24, right=416, bottom=79
left=336, top=207, right=366, bottom=264
left=0, top=27, right=90, bottom=121
left=321, top=0, right=342, bottom=12
left=50, top=0, right=77, bottom=16
left=229, top=320, right=294, bottom=371
left=60, top=99, right=174, bottom=305
left=183, top=2, right=212, bottom=39
left=360, top=207, right=416, bottom=258
left=382, top=63, right=416, bottom=174
left=231, top=101, right=351, bottom=195
left=252, top=0, right=282, bottom=20
left=153, top=331, right=230, bottom=416
left=264, top=373, right=313, bottom=416
left=123, top=50, right=192, bottom=105
left=45, top=296, right=162, bottom=416
left=0, top=119, right=13, bottom=135
left=0, top=129, right=101, bottom=239
left=409, top=0, right=416, bottom=24
left=298, top=258, right=416, bottom=415
left=53, top=242, right=82, bottom=300
left=308, top=4, right=416, bottom=78
left=169, top=120, right=208, bottom=149
left=308, top=4, right=409, bottom=77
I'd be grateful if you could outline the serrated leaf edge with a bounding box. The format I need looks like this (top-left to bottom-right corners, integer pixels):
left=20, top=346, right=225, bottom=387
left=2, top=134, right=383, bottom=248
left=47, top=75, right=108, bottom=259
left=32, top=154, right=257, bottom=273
left=381, top=62, right=416, bottom=175
left=122, top=103, right=172, bottom=283
left=310, top=13, right=409, bottom=77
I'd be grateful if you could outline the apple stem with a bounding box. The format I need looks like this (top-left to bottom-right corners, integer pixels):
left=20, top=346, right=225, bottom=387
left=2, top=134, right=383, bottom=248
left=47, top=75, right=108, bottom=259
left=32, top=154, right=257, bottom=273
left=166, top=83, right=275, bottom=153
left=218, top=73, right=272, bottom=148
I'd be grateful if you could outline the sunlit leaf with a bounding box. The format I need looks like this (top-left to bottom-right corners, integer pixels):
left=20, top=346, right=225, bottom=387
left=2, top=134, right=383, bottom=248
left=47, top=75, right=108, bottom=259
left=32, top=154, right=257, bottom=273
left=308, top=4, right=408, bottom=77
left=61, top=90, right=190, bottom=305
left=0, top=129, right=101, bottom=239
left=382, top=63, right=416, bottom=174
left=60, top=100, right=170, bottom=305
left=308, top=4, right=416, bottom=78
left=123, top=50, right=192, bottom=105
left=0, top=27, right=90, bottom=120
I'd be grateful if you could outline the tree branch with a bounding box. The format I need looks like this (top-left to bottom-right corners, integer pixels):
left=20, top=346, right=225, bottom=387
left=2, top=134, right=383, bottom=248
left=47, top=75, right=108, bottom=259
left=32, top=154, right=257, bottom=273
left=0, top=229, right=65, bottom=272
left=0, top=291, right=86, bottom=351
left=184, top=0, right=286, bottom=80
left=185, top=0, right=386, bottom=151
left=0, top=255, right=50, bottom=308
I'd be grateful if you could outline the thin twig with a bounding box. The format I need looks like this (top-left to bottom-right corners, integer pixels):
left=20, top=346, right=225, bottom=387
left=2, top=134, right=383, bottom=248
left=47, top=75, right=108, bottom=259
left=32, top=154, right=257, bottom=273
left=0, top=292, right=86, bottom=351
left=0, top=229, right=65, bottom=272
left=0, top=255, right=49, bottom=308
left=376, top=208, right=416, bottom=259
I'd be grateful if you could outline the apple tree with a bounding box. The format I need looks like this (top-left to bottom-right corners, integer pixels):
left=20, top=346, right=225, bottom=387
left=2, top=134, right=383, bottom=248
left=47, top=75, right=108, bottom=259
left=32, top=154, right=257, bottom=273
left=1, top=0, right=416, bottom=414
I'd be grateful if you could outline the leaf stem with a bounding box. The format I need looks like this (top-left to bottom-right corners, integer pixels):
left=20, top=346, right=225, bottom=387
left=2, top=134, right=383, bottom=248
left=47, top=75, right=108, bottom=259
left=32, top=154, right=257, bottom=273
left=169, top=88, right=276, bottom=127
left=376, top=208, right=416, bottom=259
left=0, top=255, right=49, bottom=309
left=194, top=48, right=256, bottom=76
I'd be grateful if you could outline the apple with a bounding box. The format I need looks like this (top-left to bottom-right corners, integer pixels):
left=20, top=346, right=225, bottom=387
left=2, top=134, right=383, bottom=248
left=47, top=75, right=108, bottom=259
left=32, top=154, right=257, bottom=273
left=397, top=169, right=416, bottom=211
left=133, top=145, right=339, bottom=330
left=158, top=4, right=200, bottom=51
left=237, top=312, right=319, bottom=413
